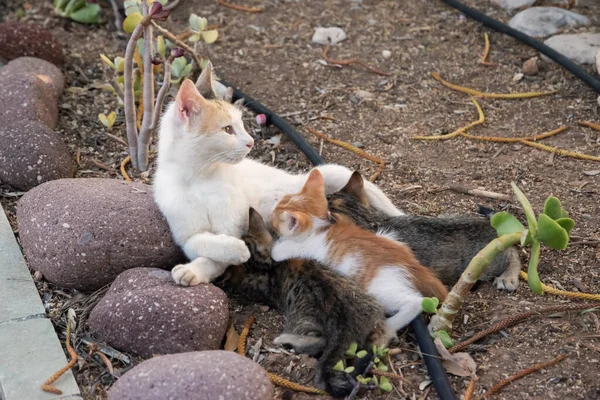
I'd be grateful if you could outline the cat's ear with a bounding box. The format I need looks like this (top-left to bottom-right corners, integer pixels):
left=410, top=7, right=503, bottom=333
left=233, top=97, right=245, bottom=110
left=195, top=60, right=217, bottom=99
left=223, top=86, right=234, bottom=103
left=302, top=169, right=325, bottom=197
left=175, top=79, right=206, bottom=122
left=340, top=171, right=370, bottom=206
left=283, top=211, right=302, bottom=234
left=248, top=207, right=267, bottom=234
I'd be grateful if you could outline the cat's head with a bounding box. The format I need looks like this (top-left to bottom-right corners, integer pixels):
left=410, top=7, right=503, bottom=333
left=160, top=62, right=254, bottom=165
left=243, top=207, right=275, bottom=265
left=269, top=169, right=329, bottom=237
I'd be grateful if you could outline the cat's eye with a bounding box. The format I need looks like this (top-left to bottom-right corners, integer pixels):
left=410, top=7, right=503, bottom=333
left=223, top=125, right=233, bottom=135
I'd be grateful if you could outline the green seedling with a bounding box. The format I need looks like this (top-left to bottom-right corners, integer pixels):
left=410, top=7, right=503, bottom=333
left=54, top=0, right=102, bottom=24
left=188, top=14, right=218, bottom=44
left=98, top=111, right=117, bottom=130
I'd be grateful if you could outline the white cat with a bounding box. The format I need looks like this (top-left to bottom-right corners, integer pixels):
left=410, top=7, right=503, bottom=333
left=153, top=63, right=404, bottom=286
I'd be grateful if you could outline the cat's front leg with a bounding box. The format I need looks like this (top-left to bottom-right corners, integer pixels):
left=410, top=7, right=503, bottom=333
left=171, top=257, right=226, bottom=286
left=183, top=232, right=251, bottom=266
left=271, top=239, right=305, bottom=262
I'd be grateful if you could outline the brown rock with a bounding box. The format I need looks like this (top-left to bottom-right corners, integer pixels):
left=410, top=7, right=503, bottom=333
left=0, top=22, right=65, bottom=65
left=108, top=351, right=273, bottom=400
left=523, top=56, right=539, bottom=75
left=17, top=179, right=186, bottom=291
left=0, top=72, right=59, bottom=129
left=0, top=120, right=74, bottom=191
left=89, top=268, right=229, bottom=358
left=0, top=57, right=65, bottom=100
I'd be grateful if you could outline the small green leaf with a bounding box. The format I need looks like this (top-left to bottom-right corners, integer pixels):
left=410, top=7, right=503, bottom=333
left=188, top=33, right=201, bottom=43
left=136, top=38, right=145, bottom=57
left=543, top=196, right=568, bottom=220
left=372, top=376, right=378, bottom=386
left=98, top=113, right=108, bottom=127
left=157, top=35, right=166, bottom=59
left=374, top=357, right=380, bottom=364
left=100, top=54, right=115, bottom=69
left=372, top=344, right=377, bottom=355
left=125, top=4, right=141, bottom=16
left=356, top=350, right=368, bottom=358
left=421, top=297, right=439, bottom=314
left=181, top=63, right=193, bottom=78
left=189, top=14, right=207, bottom=31
left=377, top=362, right=389, bottom=372
left=123, top=12, right=143, bottom=33
left=114, top=56, right=125, bottom=73
left=345, top=342, right=358, bottom=357
left=537, top=214, right=569, bottom=250
left=490, top=211, right=525, bottom=237
left=344, top=366, right=355, bottom=374
left=356, top=376, right=371, bottom=384
left=433, top=330, right=454, bottom=348
left=511, top=182, right=538, bottom=237
left=69, top=3, right=102, bottom=24
left=379, top=376, right=393, bottom=392
left=520, top=229, right=533, bottom=247
left=527, top=240, right=543, bottom=295
left=555, top=218, right=575, bottom=235
left=107, top=111, right=117, bottom=128
left=65, top=0, right=85, bottom=15
left=202, top=30, right=218, bottom=44
left=332, top=360, right=344, bottom=372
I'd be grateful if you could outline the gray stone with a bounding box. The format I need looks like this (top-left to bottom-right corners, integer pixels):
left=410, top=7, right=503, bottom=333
left=0, top=120, right=74, bottom=191
left=0, top=72, right=59, bottom=129
left=491, top=0, right=535, bottom=13
left=108, top=351, right=273, bottom=400
left=543, top=33, right=600, bottom=65
left=17, top=179, right=186, bottom=291
left=508, top=7, right=590, bottom=38
left=0, top=318, right=81, bottom=400
left=89, top=268, right=229, bottom=358
left=312, top=27, right=347, bottom=44
left=0, top=206, right=45, bottom=323
left=0, top=57, right=65, bottom=100
left=0, top=22, right=66, bottom=65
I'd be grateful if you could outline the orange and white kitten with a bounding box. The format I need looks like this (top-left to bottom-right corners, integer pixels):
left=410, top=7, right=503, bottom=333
left=269, top=170, right=448, bottom=340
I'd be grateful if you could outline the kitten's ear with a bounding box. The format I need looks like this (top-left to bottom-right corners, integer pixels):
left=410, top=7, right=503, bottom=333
left=248, top=207, right=267, bottom=234
left=283, top=211, right=301, bottom=233
left=234, top=97, right=245, bottom=110
left=302, top=169, right=325, bottom=197
left=195, top=61, right=217, bottom=99
left=175, top=79, right=206, bottom=122
left=340, top=171, right=370, bottom=206
left=223, top=86, right=234, bottom=103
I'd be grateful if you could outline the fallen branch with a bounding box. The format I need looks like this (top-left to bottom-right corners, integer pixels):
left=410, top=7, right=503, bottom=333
left=480, top=354, right=567, bottom=399
left=412, top=97, right=485, bottom=140
left=217, top=0, right=263, bottom=13
left=480, top=33, right=494, bottom=66
left=431, top=72, right=557, bottom=99
left=578, top=121, right=600, bottom=132
left=460, top=126, right=568, bottom=143
left=518, top=139, right=600, bottom=162
left=41, top=319, right=77, bottom=394
left=448, top=185, right=510, bottom=201
left=323, top=44, right=394, bottom=77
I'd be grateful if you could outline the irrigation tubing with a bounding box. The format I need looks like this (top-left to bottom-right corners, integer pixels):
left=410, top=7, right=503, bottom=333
left=438, top=0, right=600, bottom=95
left=223, top=81, right=457, bottom=400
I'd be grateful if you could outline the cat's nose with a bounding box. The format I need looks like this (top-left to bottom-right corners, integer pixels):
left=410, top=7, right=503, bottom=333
left=246, top=138, right=254, bottom=149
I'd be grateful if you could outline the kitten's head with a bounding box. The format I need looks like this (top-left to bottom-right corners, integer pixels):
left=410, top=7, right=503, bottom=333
left=160, top=62, right=254, bottom=165
left=243, top=207, right=275, bottom=265
left=270, top=169, right=329, bottom=237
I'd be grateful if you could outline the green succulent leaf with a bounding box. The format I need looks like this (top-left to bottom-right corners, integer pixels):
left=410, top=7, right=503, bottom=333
left=136, top=38, right=145, bottom=57
left=181, top=63, right=193, bottom=78
left=379, top=376, right=393, bottom=392
left=372, top=376, right=378, bottom=386
left=555, top=218, right=575, bottom=235
left=345, top=342, right=358, bottom=357
left=527, top=240, right=543, bottom=295
left=537, top=214, right=569, bottom=250
left=69, top=3, right=102, bottom=24
left=421, top=297, right=439, bottom=314
left=543, top=196, right=568, bottom=220
left=433, top=330, right=454, bottom=348
left=189, top=14, right=207, bottom=32
left=374, top=357, right=380, bottom=364
left=123, top=12, right=143, bottom=33
left=156, top=35, right=166, bottom=59
left=356, top=376, right=372, bottom=384
left=188, top=33, right=201, bottom=43
left=344, top=366, right=355, bottom=374
left=100, top=54, right=115, bottom=69
left=490, top=211, right=525, bottom=237
left=356, top=350, right=368, bottom=359
left=377, top=362, right=389, bottom=372
left=202, top=30, right=218, bottom=44
left=511, top=182, right=538, bottom=237
left=114, top=56, right=125, bottom=73
left=332, top=360, right=344, bottom=372
left=520, top=229, right=533, bottom=247
left=65, top=0, right=85, bottom=15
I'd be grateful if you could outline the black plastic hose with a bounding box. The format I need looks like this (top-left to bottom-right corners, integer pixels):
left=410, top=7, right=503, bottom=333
left=223, top=81, right=458, bottom=400
left=439, top=0, right=600, bottom=95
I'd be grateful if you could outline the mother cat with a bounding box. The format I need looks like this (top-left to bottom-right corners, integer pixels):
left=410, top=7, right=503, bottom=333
left=154, top=63, right=402, bottom=286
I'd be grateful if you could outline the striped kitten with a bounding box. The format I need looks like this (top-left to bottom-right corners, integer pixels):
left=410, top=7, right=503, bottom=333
left=327, top=171, right=521, bottom=290
left=269, top=170, right=448, bottom=342
left=220, top=208, right=387, bottom=397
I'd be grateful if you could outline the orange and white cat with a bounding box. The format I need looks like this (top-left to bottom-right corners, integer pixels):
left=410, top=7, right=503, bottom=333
left=269, top=169, right=448, bottom=340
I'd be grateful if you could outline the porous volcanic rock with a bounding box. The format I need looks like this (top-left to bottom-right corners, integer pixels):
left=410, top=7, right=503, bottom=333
left=0, top=121, right=74, bottom=191
left=107, top=351, right=273, bottom=400
left=89, top=268, right=229, bottom=358
left=17, top=179, right=185, bottom=291
left=0, top=57, right=65, bottom=100
left=0, top=22, right=66, bottom=65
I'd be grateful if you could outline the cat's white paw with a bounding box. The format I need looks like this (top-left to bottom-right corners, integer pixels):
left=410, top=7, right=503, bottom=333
left=171, top=262, right=211, bottom=286
left=230, top=238, right=251, bottom=265
left=493, top=275, right=519, bottom=291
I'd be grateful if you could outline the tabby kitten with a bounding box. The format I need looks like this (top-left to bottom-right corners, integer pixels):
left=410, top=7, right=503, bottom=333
left=269, top=170, right=448, bottom=341
left=327, top=172, right=521, bottom=290
left=220, top=208, right=387, bottom=397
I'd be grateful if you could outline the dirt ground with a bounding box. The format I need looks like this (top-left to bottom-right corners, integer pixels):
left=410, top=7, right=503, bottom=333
left=2, top=0, right=600, bottom=399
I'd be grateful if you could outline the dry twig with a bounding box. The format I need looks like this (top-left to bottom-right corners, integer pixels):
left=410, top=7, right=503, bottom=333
left=216, top=0, right=263, bottom=13
left=578, top=121, right=600, bottom=132
left=448, top=185, right=510, bottom=201
left=480, top=33, right=494, bottom=66
left=460, top=126, right=568, bottom=143
left=41, top=319, right=78, bottom=394
left=412, top=97, right=485, bottom=140
left=323, top=44, right=394, bottom=76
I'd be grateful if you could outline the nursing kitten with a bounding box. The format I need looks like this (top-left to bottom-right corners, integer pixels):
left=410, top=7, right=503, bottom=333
left=220, top=208, right=387, bottom=397
left=327, top=172, right=521, bottom=290
left=268, top=170, right=448, bottom=341
left=153, top=62, right=403, bottom=287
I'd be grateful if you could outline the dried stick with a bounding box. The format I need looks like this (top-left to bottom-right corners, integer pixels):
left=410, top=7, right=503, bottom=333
left=323, top=44, right=394, bottom=77
left=106, top=0, right=122, bottom=31
left=518, top=139, right=600, bottom=162
left=237, top=315, right=255, bottom=355
left=41, top=319, right=77, bottom=394
left=431, top=72, right=557, bottom=99
left=90, top=159, right=115, bottom=172
left=480, top=33, right=493, bottom=66
left=450, top=302, right=600, bottom=353
left=460, top=125, right=568, bottom=143
left=579, top=121, right=600, bottom=132
left=464, top=377, right=478, bottom=400
left=371, top=369, right=404, bottom=380
left=216, top=0, right=263, bottom=13
left=121, top=156, right=132, bottom=182
left=412, top=98, right=484, bottom=140
left=104, top=131, right=128, bottom=146
left=137, top=1, right=155, bottom=171
left=448, top=185, right=510, bottom=201
left=480, top=354, right=567, bottom=399
left=151, top=21, right=203, bottom=70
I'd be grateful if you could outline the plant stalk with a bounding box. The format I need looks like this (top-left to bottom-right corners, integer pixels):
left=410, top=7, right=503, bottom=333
left=137, top=2, right=155, bottom=171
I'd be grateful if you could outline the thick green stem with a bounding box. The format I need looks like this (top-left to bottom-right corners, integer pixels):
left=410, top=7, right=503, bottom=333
left=527, top=240, right=543, bottom=294
left=429, top=232, right=522, bottom=333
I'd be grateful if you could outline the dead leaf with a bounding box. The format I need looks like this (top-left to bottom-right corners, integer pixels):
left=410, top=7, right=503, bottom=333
left=434, top=337, right=477, bottom=377
left=583, top=170, right=600, bottom=176
left=224, top=324, right=240, bottom=351
left=419, top=380, right=432, bottom=390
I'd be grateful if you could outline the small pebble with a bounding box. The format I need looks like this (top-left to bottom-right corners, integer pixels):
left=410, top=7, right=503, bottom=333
left=382, top=50, right=392, bottom=59
left=513, top=72, right=524, bottom=82
left=523, top=56, right=539, bottom=75
left=33, top=270, right=43, bottom=281
left=352, top=142, right=364, bottom=149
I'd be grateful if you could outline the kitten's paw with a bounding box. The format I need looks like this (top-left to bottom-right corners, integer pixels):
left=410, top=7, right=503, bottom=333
left=230, top=239, right=251, bottom=265
left=270, top=243, right=286, bottom=262
left=494, top=275, right=519, bottom=291
left=274, top=333, right=326, bottom=356
left=171, top=262, right=211, bottom=286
